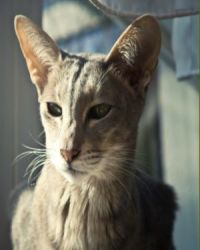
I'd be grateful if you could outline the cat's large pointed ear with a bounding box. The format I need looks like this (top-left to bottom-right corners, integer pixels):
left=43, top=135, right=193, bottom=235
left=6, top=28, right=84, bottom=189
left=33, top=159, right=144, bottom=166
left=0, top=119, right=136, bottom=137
left=106, top=15, right=161, bottom=95
left=14, top=15, right=61, bottom=94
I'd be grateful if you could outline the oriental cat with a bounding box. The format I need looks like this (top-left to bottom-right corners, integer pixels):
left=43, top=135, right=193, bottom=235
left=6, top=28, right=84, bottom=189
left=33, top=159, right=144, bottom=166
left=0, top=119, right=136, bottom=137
left=11, top=14, right=177, bottom=250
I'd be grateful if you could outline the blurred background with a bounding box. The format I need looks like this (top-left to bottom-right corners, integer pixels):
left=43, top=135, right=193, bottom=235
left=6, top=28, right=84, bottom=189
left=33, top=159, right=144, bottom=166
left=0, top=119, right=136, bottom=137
left=0, top=0, right=199, bottom=249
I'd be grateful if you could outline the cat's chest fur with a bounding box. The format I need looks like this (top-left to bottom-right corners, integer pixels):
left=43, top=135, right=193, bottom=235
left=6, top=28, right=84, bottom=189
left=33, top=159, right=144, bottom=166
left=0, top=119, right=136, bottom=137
left=35, top=165, right=136, bottom=250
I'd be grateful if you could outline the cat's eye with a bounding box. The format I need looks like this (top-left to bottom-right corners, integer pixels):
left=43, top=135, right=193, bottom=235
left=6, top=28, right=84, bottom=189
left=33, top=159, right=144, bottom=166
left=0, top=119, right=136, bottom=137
left=47, top=102, right=62, bottom=117
left=88, top=104, right=111, bottom=120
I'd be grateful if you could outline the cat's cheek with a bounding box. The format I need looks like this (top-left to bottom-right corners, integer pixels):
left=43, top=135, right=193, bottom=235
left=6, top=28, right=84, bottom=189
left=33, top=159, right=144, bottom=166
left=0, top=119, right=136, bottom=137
left=48, top=146, right=64, bottom=168
left=50, top=156, right=82, bottom=183
left=50, top=153, right=70, bottom=180
left=51, top=153, right=61, bottom=167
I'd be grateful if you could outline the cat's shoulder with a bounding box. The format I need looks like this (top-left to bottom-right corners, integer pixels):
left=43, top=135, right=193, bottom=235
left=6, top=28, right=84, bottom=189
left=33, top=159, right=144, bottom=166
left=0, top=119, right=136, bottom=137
left=9, top=181, right=34, bottom=220
left=133, top=171, right=177, bottom=250
left=135, top=169, right=177, bottom=228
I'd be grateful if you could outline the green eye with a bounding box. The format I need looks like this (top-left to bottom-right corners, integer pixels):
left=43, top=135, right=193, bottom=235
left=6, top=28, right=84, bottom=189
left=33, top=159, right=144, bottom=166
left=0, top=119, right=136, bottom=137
left=88, top=104, right=111, bottom=120
left=47, top=102, right=62, bottom=117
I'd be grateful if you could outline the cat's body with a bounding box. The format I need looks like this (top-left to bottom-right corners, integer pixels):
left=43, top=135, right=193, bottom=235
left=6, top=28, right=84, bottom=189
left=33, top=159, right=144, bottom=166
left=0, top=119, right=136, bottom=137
left=12, top=163, right=176, bottom=250
left=11, top=15, right=177, bottom=250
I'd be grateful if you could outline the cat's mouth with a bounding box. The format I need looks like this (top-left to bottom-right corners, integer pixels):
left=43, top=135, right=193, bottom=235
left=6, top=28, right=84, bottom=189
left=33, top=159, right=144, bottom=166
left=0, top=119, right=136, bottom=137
left=54, top=161, right=88, bottom=183
left=50, top=150, right=102, bottom=181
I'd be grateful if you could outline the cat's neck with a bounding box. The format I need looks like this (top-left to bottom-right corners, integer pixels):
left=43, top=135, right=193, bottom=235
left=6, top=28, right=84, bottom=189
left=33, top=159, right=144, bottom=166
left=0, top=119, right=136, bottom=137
left=41, top=162, right=133, bottom=212
left=34, top=162, right=137, bottom=249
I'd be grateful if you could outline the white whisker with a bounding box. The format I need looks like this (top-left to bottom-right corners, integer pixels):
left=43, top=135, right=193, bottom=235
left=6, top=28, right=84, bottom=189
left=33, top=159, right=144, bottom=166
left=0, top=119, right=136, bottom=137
left=14, top=142, right=48, bottom=184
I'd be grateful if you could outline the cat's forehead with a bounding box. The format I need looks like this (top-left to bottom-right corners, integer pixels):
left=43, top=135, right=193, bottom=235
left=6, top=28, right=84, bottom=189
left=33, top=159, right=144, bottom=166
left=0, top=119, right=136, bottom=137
left=41, top=52, right=109, bottom=102
left=62, top=52, right=106, bottom=77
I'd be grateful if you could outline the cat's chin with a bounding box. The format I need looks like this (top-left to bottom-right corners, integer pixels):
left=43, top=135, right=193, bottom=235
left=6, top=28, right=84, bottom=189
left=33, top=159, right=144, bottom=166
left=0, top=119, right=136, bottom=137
left=56, top=164, right=87, bottom=183
left=65, top=169, right=86, bottom=183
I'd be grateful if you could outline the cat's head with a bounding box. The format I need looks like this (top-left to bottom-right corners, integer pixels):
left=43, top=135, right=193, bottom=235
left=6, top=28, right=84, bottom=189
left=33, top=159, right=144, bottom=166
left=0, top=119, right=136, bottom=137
left=14, top=15, right=161, bottom=183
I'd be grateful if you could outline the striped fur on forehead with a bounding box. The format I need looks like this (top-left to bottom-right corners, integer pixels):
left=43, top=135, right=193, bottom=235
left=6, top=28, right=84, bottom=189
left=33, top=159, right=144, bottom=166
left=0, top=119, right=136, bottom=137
left=65, top=59, right=86, bottom=104
left=56, top=56, right=109, bottom=101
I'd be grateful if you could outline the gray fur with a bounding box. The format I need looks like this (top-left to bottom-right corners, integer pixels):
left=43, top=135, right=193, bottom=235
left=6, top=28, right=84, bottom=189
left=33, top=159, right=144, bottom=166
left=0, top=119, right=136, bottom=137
left=12, top=15, right=176, bottom=250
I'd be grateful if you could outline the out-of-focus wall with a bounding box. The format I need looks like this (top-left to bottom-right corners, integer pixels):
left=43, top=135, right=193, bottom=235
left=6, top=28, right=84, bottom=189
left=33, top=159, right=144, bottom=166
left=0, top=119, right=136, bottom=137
left=0, top=1, right=42, bottom=249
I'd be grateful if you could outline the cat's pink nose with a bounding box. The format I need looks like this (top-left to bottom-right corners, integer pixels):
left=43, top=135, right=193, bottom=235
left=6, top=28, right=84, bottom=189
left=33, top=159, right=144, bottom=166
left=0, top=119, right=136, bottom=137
left=60, top=149, right=80, bottom=163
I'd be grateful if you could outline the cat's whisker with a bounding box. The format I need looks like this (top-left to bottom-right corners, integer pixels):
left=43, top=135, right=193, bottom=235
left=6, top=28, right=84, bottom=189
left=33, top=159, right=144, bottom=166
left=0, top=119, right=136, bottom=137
left=27, top=164, right=44, bottom=184
left=28, top=159, right=51, bottom=185
left=14, top=150, right=45, bottom=163
left=26, top=159, right=45, bottom=174
left=25, top=161, right=43, bottom=178
left=108, top=147, right=148, bottom=157
left=25, top=156, right=46, bottom=172
left=25, top=158, right=45, bottom=177
left=37, top=129, right=45, bottom=138
left=13, top=143, right=48, bottom=185
left=26, top=158, right=51, bottom=184
left=28, top=131, right=46, bottom=148
left=22, top=144, right=46, bottom=151
left=102, top=152, right=154, bottom=197
left=106, top=149, right=152, bottom=170
left=14, top=151, right=34, bottom=162
left=118, top=167, right=151, bottom=190
left=109, top=158, right=148, bottom=175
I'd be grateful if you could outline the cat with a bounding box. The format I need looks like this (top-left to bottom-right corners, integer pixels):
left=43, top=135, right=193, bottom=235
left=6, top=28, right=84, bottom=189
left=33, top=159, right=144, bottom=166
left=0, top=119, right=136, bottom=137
left=11, top=14, right=177, bottom=250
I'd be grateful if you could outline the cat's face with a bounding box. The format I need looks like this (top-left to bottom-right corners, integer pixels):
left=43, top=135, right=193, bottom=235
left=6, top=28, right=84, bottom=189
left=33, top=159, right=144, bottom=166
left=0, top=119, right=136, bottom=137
left=15, top=15, right=161, bottom=183
left=39, top=56, right=143, bottom=182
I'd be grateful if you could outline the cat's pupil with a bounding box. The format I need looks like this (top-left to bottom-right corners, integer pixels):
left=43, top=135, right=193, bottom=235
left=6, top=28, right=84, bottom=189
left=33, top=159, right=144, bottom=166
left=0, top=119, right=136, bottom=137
left=47, top=102, right=62, bottom=117
left=88, top=104, right=111, bottom=120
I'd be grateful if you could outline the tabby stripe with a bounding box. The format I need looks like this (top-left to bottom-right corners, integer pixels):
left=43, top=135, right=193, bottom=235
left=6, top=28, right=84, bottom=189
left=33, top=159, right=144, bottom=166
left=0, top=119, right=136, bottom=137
left=79, top=63, right=91, bottom=87
left=71, top=62, right=91, bottom=119
left=73, top=62, right=92, bottom=111
left=69, top=60, right=86, bottom=124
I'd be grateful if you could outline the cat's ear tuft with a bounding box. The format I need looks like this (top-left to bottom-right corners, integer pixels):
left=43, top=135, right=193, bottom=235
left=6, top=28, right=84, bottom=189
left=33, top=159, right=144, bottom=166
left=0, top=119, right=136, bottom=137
left=14, top=15, right=61, bottom=94
left=106, top=15, right=161, bottom=95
